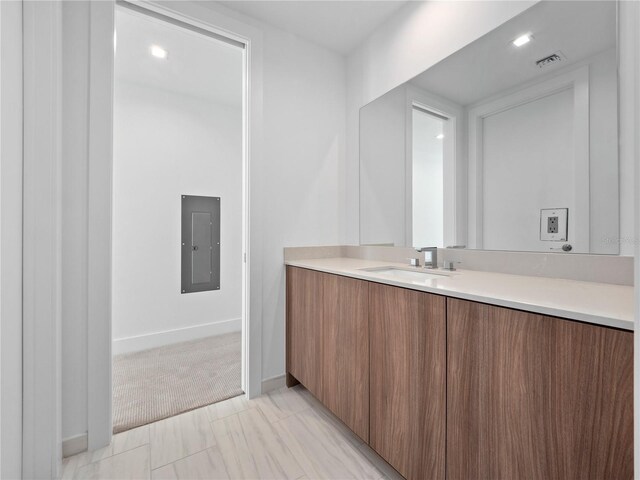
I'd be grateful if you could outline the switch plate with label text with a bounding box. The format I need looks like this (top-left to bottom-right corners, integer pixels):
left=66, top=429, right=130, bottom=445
left=540, top=208, right=568, bottom=241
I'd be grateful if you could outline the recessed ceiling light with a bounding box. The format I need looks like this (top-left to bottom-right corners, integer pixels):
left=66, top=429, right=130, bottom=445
left=150, top=45, right=168, bottom=59
left=436, top=134, right=444, bottom=140
left=513, top=34, right=532, bottom=47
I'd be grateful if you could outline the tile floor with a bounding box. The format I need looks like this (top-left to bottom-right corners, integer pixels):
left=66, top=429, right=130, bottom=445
left=62, top=385, right=404, bottom=480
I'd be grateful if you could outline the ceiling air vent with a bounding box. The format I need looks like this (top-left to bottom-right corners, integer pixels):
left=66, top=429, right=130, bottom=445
left=535, top=51, right=566, bottom=69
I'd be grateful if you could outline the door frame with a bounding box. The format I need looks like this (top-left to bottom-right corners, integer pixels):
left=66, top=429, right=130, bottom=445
left=404, top=84, right=464, bottom=249
left=0, top=1, right=24, bottom=478
left=22, top=1, right=63, bottom=476
left=623, top=0, right=640, bottom=473
left=86, top=0, right=264, bottom=451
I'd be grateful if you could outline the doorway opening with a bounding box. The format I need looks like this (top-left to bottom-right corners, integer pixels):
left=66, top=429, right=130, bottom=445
left=411, top=105, right=447, bottom=248
left=111, top=3, right=247, bottom=433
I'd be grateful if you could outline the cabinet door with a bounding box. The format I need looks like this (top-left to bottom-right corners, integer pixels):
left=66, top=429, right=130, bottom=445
left=369, top=283, right=446, bottom=480
left=286, top=266, right=324, bottom=398
left=447, top=298, right=633, bottom=480
left=322, top=275, right=369, bottom=442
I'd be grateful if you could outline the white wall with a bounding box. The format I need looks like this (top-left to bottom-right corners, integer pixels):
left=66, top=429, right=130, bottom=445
left=112, top=81, right=242, bottom=353
left=482, top=88, right=575, bottom=252
left=359, top=85, right=406, bottom=246
left=346, top=1, right=537, bottom=244
left=620, top=0, right=638, bottom=258
left=474, top=49, right=618, bottom=254
left=588, top=49, right=620, bottom=254
left=359, top=85, right=450, bottom=249
left=259, top=25, right=346, bottom=381
left=360, top=82, right=464, bottom=249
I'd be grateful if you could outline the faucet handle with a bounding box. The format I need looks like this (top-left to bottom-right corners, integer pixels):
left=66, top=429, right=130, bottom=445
left=407, top=258, right=421, bottom=267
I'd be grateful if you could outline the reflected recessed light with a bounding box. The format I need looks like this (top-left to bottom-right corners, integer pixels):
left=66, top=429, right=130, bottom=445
left=436, top=134, right=444, bottom=140
left=150, top=45, right=168, bottom=59
left=513, top=34, right=532, bottom=47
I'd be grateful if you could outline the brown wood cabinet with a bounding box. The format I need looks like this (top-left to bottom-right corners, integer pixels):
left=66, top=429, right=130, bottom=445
left=369, top=283, right=446, bottom=480
left=322, top=274, right=370, bottom=441
left=287, top=267, right=633, bottom=480
left=447, top=298, right=634, bottom=480
left=286, top=266, right=370, bottom=441
left=286, top=266, right=325, bottom=398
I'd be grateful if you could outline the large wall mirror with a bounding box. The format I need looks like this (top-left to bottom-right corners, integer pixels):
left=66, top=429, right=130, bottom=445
left=360, top=1, right=620, bottom=254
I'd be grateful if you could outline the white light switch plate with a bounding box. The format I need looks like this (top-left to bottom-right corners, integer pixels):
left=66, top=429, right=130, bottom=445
left=540, top=208, right=567, bottom=241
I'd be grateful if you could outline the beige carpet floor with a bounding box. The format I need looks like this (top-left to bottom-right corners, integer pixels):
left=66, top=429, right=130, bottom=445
left=112, top=332, right=242, bottom=434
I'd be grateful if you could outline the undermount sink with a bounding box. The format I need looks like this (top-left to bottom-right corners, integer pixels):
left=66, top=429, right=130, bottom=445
left=360, top=267, right=449, bottom=282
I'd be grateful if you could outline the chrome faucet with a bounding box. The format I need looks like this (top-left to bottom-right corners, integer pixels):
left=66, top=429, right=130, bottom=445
left=416, top=247, right=438, bottom=269
left=442, top=259, right=460, bottom=271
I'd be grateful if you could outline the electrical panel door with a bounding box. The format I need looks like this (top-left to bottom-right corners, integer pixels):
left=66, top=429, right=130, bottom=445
left=181, top=195, right=220, bottom=293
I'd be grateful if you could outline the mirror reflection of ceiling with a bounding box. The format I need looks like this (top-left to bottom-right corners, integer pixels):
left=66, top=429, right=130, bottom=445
left=410, top=1, right=616, bottom=106
left=115, top=8, right=243, bottom=107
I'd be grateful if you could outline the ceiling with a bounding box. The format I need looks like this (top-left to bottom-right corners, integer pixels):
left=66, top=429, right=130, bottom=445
left=115, top=7, right=243, bottom=105
left=213, top=1, right=408, bottom=55
left=410, top=1, right=616, bottom=106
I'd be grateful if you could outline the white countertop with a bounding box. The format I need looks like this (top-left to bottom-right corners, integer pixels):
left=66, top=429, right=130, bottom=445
left=285, top=257, right=634, bottom=331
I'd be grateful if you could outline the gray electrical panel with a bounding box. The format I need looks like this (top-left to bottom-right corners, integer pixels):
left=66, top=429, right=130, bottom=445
left=181, top=195, right=220, bottom=294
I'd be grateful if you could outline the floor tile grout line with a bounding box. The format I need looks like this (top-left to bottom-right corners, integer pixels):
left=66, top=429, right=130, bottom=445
left=73, top=432, right=152, bottom=470
left=150, top=442, right=214, bottom=472
left=206, top=412, right=249, bottom=479
left=206, top=402, right=255, bottom=423
left=239, top=409, right=266, bottom=477
left=149, top=445, right=221, bottom=472
left=278, top=408, right=368, bottom=478
left=213, top=410, right=264, bottom=479
left=260, top=403, right=313, bottom=424
left=149, top=409, right=217, bottom=471
left=74, top=444, right=151, bottom=474
left=267, top=409, right=321, bottom=479
left=221, top=401, right=314, bottom=479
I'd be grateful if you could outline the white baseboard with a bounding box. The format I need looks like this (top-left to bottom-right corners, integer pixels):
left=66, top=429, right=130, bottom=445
left=62, top=433, right=88, bottom=458
left=261, top=374, right=286, bottom=393
left=113, top=318, right=241, bottom=355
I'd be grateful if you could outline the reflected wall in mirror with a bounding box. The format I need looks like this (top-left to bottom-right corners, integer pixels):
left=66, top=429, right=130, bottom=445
left=359, top=1, right=619, bottom=254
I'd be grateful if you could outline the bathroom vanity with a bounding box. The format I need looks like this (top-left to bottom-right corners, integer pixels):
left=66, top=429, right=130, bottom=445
left=286, top=2, right=634, bottom=478
left=285, top=259, right=633, bottom=480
